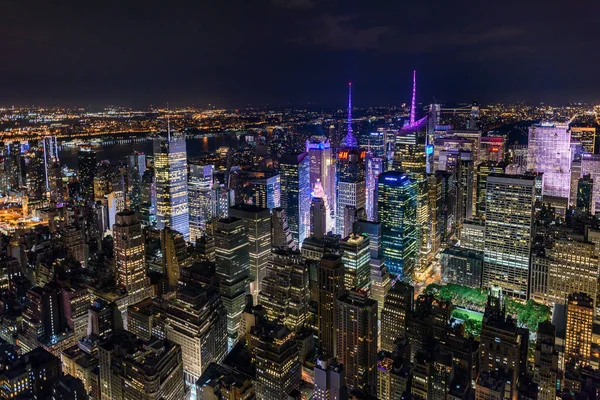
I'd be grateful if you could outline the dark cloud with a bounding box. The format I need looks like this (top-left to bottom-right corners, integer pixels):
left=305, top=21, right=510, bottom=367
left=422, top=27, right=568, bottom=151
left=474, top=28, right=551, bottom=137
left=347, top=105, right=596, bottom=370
left=0, top=0, right=598, bottom=107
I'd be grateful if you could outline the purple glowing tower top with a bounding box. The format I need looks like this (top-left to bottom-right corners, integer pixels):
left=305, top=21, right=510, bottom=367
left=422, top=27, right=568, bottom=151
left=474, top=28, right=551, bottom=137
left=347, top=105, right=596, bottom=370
left=409, top=70, right=416, bottom=127
left=345, top=81, right=358, bottom=148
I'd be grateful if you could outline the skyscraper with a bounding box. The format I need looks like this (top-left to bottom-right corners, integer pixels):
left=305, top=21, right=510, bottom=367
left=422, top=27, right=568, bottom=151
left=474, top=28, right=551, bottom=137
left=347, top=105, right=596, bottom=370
left=114, top=211, right=149, bottom=299
left=77, top=147, right=97, bottom=201
left=127, top=152, right=146, bottom=213
left=336, top=143, right=366, bottom=238
left=271, top=207, right=296, bottom=251
left=251, top=173, right=281, bottom=211
left=160, top=227, right=189, bottom=289
left=482, top=174, right=535, bottom=300
left=377, top=171, right=417, bottom=279
left=336, top=290, right=378, bottom=395
left=229, top=204, right=271, bottom=302
left=534, top=321, right=558, bottom=400
left=188, top=164, right=214, bottom=243
left=98, top=331, right=185, bottom=400
left=527, top=122, right=571, bottom=199
left=380, top=281, right=414, bottom=353
left=314, top=357, right=348, bottom=400
left=565, top=292, right=594, bottom=366
left=307, top=138, right=336, bottom=231
left=248, top=321, right=301, bottom=400
left=259, top=249, right=310, bottom=332
left=214, top=217, right=250, bottom=346
left=340, top=233, right=370, bottom=291
left=365, top=153, right=384, bottom=221
left=318, top=254, right=346, bottom=357
left=154, top=134, right=190, bottom=241
left=164, top=284, right=228, bottom=387
left=280, top=152, right=310, bottom=248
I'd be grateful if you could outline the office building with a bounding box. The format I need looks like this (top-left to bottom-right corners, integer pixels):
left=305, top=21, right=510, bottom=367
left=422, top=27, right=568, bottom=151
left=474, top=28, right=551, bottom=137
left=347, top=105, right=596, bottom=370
left=313, top=357, right=348, bottom=400
left=280, top=152, right=310, bottom=248
left=77, top=147, right=97, bottom=200
left=164, top=285, right=228, bottom=387
left=99, top=331, right=185, bottom=400
left=340, top=233, right=370, bottom=291
left=380, top=281, right=414, bottom=353
left=336, top=143, right=366, bottom=238
left=527, top=122, right=571, bottom=199
left=259, top=249, right=310, bottom=332
left=441, top=247, right=484, bottom=289
left=114, top=211, right=149, bottom=298
left=188, top=164, right=214, bottom=243
left=479, top=287, right=526, bottom=396
left=127, top=152, right=146, bottom=213
left=530, top=239, right=598, bottom=307
left=311, top=196, right=327, bottom=239
left=570, top=126, right=596, bottom=154
left=215, top=217, right=250, bottom=345
left=336, top=290, right=378, bottom=395
left=377, top=171, right=417, bottom=279
left=365, top=153, right=384, bottom=221
left=271, top=207, right=296, bottom=251
left=248, top=321, right=301, bottom=400
left=482, top=174, right=535, bottom=299
left=318, top=254, right=346, bottom=357
left=476, top=161, right=506, bottom=216
left=229, top=204, right=271, bottom=302
left=252, top=173, right=281, bottom=211
left=154, top=134, right=190, bottom=241
left=307, top=138, right=335, bottom=228
left=479, top=136, right=505, bottom=164
left=565, top=292, right=594, bottom=366
left=534, top=321, right=559, bottom=400
left=140, top=167, right=157, bottom=226
left=460, top=219, right=485, bottom=251
left=577, top=175, right=593, bottom=213
left=160, top=227, right=190, bottom=289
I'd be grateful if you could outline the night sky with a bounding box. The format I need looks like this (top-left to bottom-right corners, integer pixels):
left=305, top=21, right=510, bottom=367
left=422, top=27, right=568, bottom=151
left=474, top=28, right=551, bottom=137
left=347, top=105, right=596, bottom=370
left=1, top=0, right=599, bottom=108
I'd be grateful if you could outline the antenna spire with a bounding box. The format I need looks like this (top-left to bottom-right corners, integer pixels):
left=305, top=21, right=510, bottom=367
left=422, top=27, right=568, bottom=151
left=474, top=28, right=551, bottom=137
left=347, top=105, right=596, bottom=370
left=344, top=82, right=358, bottom=148
left=167, top=102, right=171, bottom=141
left=410, top=70, right=416, bottom=126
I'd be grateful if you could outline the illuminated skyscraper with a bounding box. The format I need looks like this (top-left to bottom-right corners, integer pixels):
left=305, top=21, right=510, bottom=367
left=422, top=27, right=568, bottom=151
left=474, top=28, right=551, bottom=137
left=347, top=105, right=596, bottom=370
left=336, top=145, right=366, bottom=237
left=271, top=207, right=297, bottom=251
left=251, top=173, right=281, bottom=211
left=280, top=152, right=311, bottom=248
left=249, top=321, right=301, bottom=400
left=340, top=233, right=370, bottom=291
left=77, top=147, right=97, bottom=201
left=25, top=142, right=46, bottom=201
left=307, top=138, right=335, bottom=228
left=114, top=211, right=149, bottom=298
left=528, top=122, right=571, bottom=199
left=164, top=284, right=228, bottom=387
left=476, top=161, right=506, bottom=216
left=214, top=217, right=250, bottom=346
left=229, top=204, right=271, bottom=302
left=377, top=171, right=417, bottom=279
left=154, top=134, right=190, bottom=241
left=318, top=254, right=346, bottom=357
left=188, top=164, right=214, bottom=243
left=380, top=281, right=414, bottom=353
left=570, top=127, right=596, bottom=154
left=565, top=292, right=594, bottom=366
left=98, top=331, right=185, bottom=400
left=482, top=174, right=535, bottom=300
left=336, top=290, right=378, bottom=395
left=365, top=153, right=384, bottom=221
left=259, top=249, right=310, bottom=332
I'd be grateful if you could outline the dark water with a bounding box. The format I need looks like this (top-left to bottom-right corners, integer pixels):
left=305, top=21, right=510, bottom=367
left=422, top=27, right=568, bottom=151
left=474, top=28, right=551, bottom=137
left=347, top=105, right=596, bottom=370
left=59, top=135, right=243, bottom=168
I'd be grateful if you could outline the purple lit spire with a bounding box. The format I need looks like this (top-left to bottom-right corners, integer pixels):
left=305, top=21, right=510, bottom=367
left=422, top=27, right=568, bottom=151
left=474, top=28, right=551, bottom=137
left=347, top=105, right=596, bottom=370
left=410, top=70, right=416, bottom=126
left=345, top=81, right=358, bottom=148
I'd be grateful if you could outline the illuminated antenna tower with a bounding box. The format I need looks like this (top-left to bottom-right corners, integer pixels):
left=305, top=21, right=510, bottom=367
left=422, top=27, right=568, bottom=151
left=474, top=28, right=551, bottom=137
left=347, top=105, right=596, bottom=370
left=345, top=82, right=358, bottom=148
left=410, top=70, right=416, bottom=126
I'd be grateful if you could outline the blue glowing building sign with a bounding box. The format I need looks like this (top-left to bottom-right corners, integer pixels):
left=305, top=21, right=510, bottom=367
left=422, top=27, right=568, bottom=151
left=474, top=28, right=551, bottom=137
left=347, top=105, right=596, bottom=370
left=426, top=145, right=434, bottom=155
